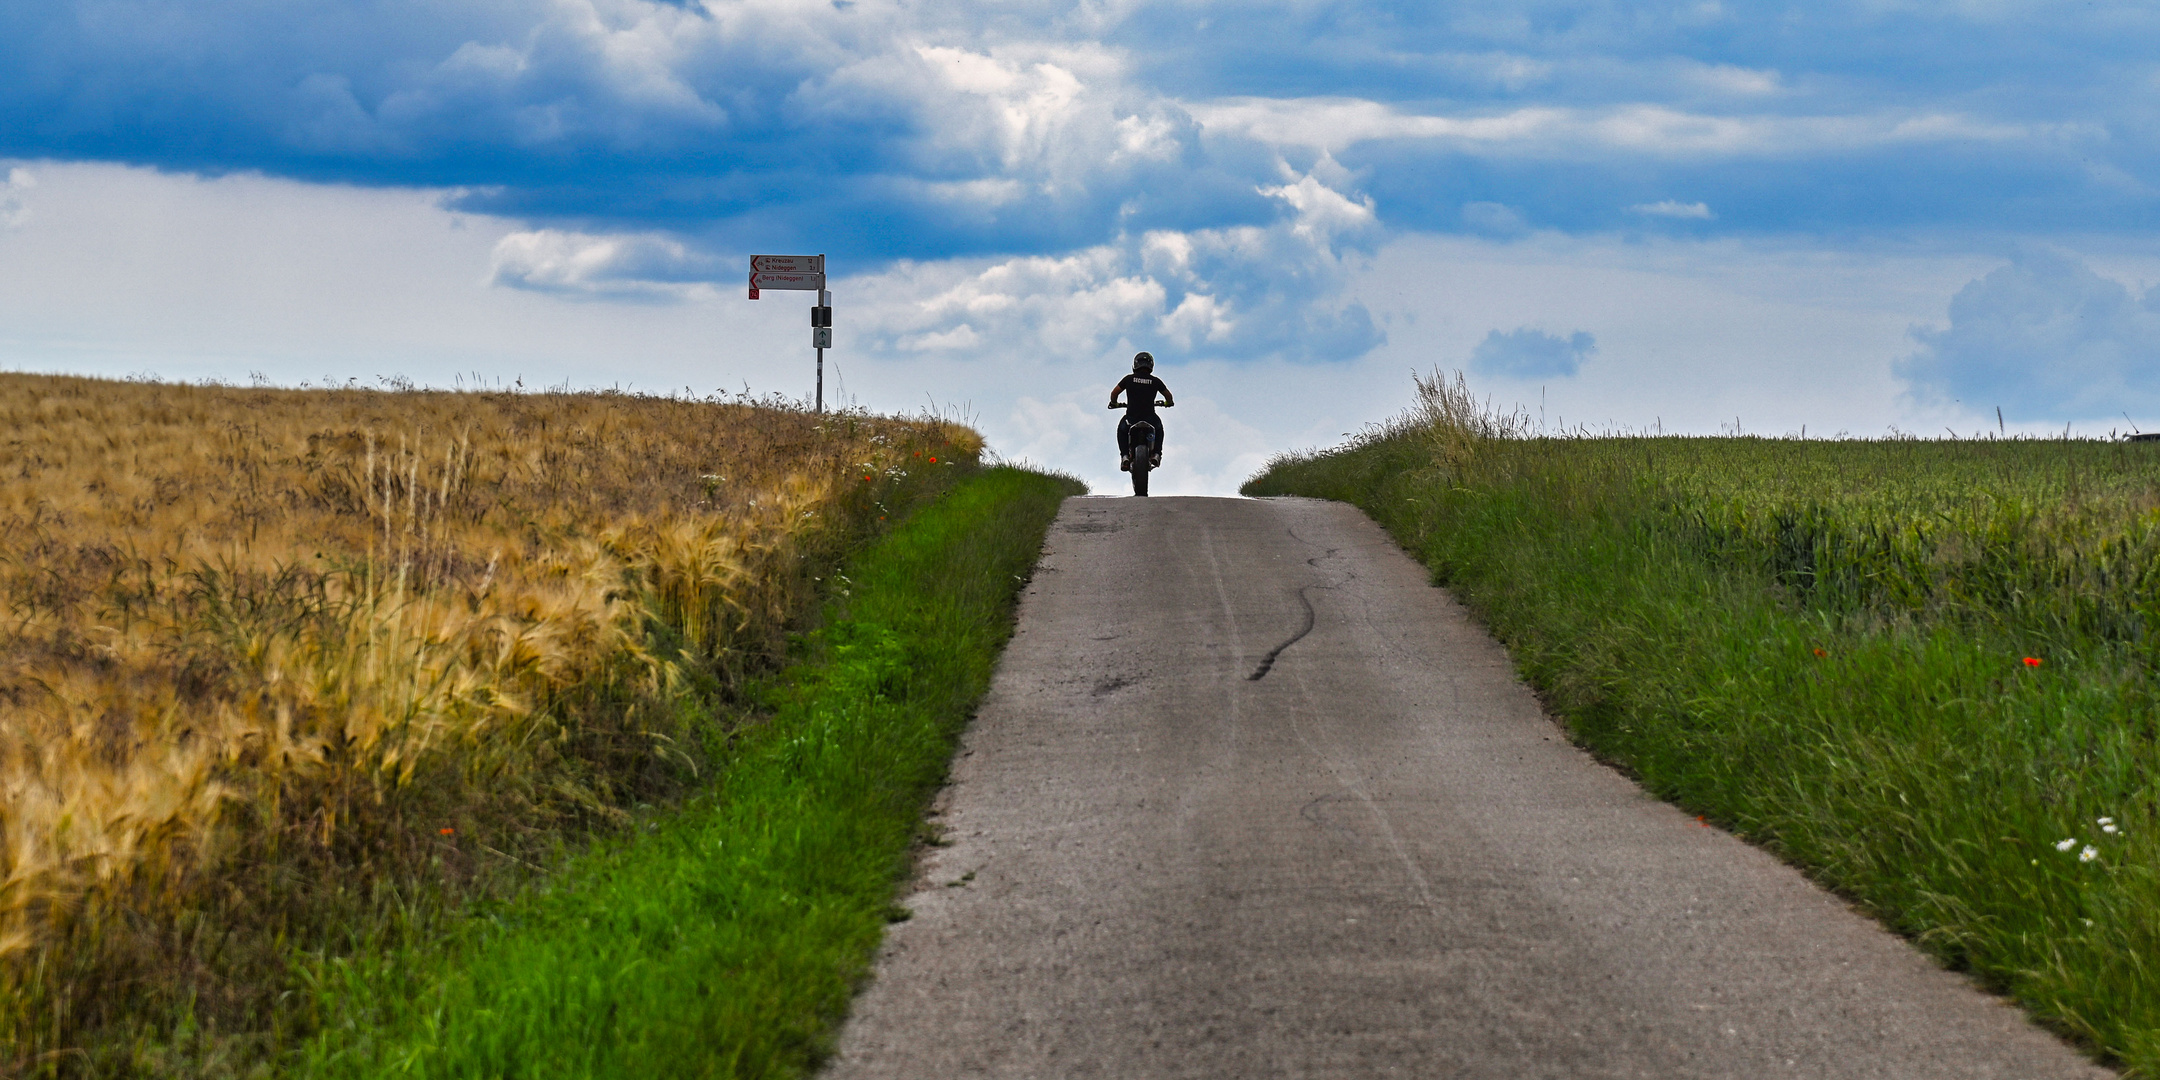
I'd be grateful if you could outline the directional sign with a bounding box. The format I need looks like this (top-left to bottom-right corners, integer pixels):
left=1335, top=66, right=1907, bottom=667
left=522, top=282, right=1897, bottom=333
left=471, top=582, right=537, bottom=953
left=742, top=254, right=833, bottom=412
left=749, top=271, right=825, bottom=291
left=752, top=254, right=823, bottom=274
left=748, top=255, right=826, bottom=298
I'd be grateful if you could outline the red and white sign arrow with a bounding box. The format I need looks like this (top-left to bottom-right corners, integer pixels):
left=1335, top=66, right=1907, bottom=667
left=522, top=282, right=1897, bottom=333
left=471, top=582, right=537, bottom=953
left=748, top=255, right=825, bottom=298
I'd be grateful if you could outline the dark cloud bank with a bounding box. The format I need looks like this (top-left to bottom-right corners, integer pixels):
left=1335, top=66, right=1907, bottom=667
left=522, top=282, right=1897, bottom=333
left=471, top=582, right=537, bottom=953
left=8, top=0, right=2160, bottom=403
left=11, top=0, right=2160, bottom=251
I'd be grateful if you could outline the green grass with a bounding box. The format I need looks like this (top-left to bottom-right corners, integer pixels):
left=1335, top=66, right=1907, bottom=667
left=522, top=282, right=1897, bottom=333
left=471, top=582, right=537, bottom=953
left=292, top=465, right=1081, bottom=1079
left=1244, top=385, right=2160, bottom=1073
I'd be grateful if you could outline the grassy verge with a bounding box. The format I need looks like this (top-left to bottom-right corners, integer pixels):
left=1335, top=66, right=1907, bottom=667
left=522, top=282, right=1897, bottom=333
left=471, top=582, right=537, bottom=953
left=293, top=465, right=1081, bottom=1079
left=1245, top=405, right=2159, bottom=1072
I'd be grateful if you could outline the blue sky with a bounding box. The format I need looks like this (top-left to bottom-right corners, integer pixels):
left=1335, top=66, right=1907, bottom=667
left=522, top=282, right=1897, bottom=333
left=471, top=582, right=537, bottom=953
left=4, top=0, right=2158, bottom=492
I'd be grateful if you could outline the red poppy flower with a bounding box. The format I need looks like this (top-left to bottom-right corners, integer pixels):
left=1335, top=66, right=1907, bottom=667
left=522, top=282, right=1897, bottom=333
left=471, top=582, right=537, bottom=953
left=440, top=827, right=455, bottom=835
left=2024, top=657, right=2043, bottom=667
left=1812, top=648, right=1826, bottom=658
left=929, top=456, right=938, bottom=463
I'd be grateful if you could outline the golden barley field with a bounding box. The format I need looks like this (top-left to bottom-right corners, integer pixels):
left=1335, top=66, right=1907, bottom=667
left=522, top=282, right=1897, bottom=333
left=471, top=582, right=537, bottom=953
left=0, top=373, right=979, bottom=1066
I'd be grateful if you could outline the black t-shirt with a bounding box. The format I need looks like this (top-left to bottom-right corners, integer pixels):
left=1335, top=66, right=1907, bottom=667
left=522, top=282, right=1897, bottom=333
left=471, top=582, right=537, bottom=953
left=1115, top=373, right=1170, bottom=419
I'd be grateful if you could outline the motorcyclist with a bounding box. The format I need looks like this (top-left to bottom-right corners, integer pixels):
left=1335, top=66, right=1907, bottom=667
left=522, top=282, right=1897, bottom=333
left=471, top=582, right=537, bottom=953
left=1108, top=351, right=1174, bottom=472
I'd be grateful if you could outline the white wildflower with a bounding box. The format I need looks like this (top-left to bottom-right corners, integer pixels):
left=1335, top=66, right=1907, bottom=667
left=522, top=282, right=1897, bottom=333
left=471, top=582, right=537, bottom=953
left=2056, top=838, right=2079, bottom=852
left=2080, top=845, right=2100, bottom=863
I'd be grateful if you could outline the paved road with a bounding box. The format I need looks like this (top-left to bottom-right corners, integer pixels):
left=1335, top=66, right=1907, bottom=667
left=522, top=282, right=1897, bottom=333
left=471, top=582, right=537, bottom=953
left=827, top=496, right=2111, bottom=1079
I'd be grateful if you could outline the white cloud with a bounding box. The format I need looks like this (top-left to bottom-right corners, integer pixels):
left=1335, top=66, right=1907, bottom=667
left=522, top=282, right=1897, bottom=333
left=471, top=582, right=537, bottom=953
left=910, top=44, right=1095, bottom=172
left=385, top=0, right=731, bottom=144
left=1470, top=327, right=1597, bottom=379
left=488, top=229, right=722, bottom=300
left=1259, top=169, right=1378, bottom=245
left=1187, top=96, right=2028, bottom=159
left=1435, top=51, right=1555, bottom=92
left=6, top=0, right=2157, bottom=257
left=842, top=164, right=1381, bottom=366
left=899, top=324, right=982, bottom=353
left=0, top=168, right=32, bottom=230
left=1462, top=201, right=1528, bottom=235
left=1681, top=62, right=1782, bottom=97
left=1189, top=97, right=1556, bottom=153
left=1899, top=249, right=2160, bottom=421
left=1628, top=200, right=1714, bottom=219
left=863, top=247, right=1164, bottom=362
left=1159, top=292, right=1233, bottom=348
left=801, top=37, right=1194, bottom=207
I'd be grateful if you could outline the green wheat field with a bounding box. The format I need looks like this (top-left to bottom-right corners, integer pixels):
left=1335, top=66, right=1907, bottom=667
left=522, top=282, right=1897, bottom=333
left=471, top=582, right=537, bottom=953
left=1246, top=372, right=2160, bottom=1074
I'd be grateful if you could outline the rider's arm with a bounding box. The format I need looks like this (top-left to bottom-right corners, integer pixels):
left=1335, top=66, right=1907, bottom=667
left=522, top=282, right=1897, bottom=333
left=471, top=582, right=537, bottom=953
left=1109, top=375, right=1129, bottom=409
left=1158, top=380, right=1174, bottom=407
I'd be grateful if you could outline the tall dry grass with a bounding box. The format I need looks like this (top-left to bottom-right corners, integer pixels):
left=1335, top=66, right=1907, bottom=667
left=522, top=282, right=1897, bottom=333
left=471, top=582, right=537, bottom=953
left=0, top=373, right=979, bottom=1072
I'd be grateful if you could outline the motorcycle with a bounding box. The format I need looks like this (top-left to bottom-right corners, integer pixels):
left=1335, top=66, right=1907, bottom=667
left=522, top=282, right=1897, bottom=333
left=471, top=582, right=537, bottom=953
left=1110, top=401, right=1170, bottom=497
left=1126, top=417, right=1158, bottom=497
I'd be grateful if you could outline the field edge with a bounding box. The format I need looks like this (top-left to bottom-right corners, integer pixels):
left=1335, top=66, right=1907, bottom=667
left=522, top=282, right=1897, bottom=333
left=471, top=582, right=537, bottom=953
left=291, top=465, right=1083, bottom=1079
left=1242, top=438, right=2139, bottom=1075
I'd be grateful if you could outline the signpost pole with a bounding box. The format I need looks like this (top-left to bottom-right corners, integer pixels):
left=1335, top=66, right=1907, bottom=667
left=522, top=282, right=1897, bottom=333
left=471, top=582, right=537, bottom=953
left=817, top=286, right=830, bottom=413
left=748, top=253, right=830, bottom=412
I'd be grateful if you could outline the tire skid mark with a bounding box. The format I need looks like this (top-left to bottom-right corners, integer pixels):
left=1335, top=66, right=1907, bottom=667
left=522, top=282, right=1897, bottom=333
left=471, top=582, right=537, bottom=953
left=1247, top=585, right=1316, bottom=681
left=1247, top=528, right=1344, bottom=681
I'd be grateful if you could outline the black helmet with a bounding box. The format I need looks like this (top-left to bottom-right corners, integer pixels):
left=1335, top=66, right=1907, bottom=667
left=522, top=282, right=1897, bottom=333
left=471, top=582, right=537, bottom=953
left=1132, top=351, right=1155, bottom=374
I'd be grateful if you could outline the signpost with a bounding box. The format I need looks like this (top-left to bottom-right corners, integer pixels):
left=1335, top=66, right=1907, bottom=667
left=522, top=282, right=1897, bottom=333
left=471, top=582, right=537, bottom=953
left=747, top=254, right=831, bottom=411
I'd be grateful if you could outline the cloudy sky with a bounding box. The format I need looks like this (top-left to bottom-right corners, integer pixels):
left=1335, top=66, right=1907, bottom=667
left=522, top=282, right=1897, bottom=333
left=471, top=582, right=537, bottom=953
left=4, top=0, right=2159, bottom=494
